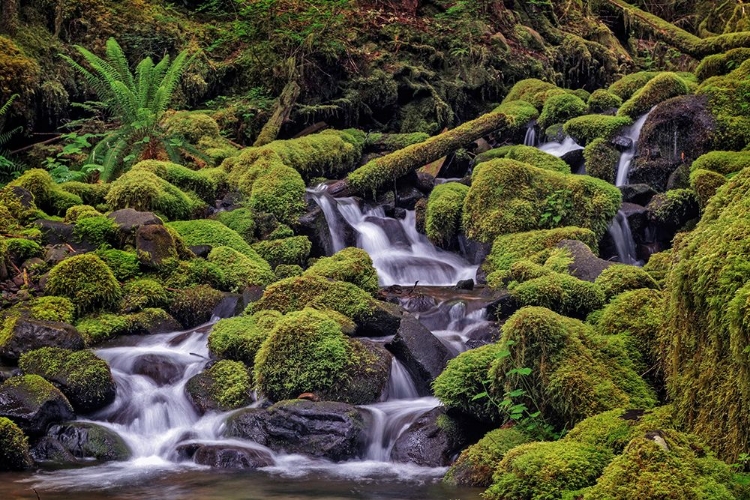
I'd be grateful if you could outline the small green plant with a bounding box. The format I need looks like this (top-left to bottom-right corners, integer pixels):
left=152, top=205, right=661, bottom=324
left=0, top=94, right=23, bottom=181
left=540, top=189, right=573, bottom=228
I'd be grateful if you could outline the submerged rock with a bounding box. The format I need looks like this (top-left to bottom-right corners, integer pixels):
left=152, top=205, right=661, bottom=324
left=190, top=444, right=274, bottom=469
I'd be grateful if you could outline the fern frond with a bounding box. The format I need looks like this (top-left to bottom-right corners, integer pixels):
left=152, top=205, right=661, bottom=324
left=60, top=54, right=114, bottom=104
left=152, top=50, right=189, bottom=114
left=0, top=94, right=18, bottom=117
left=164, top=139, right=181, bottom=164
left=110, top=80, right=139, bottom=124
left=0, top=126, right=22, bottom=147
left=105, top=38, right=135, bottom=91
left=177, top=140, right=213, bottom=166
left=134, top=57, right=155, bottom=108
left=100, top=137, right=130, bottom=181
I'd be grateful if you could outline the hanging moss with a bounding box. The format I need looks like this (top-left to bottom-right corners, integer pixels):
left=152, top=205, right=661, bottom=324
left=563, top=115, right=633, bottom=145
left=475, top=145, right=570, bottom=174
left=538, top=93, right=588, bottom=129
left=618, top=72, right=691, bottom=119
left=46, top=254, right=122, bottom=314
left=583, top=138, right=620, bottom=184
left=587, top=90, right=623, bottom=113
left=424, top=182, right=469, bottom=247
left=304, top=247, right=379, bottom=295
left=462, top=159, right=621, bottom=243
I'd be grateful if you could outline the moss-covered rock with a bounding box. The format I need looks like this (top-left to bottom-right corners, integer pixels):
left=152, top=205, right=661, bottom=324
left=0, top=374, right=74, bottom=436
left=304, top=247, right=379, bottom=295
left=4, top=237, right=42, bottom=262
left=646, top=189, right=700, bottom=230
left=167, top=219, right=260, bottom=258
left=697, top=63, right=750, bottom=150
left=94, top=248, right=141, bottom=282
left=120, top=279, right=169, bottom=313
left=538, top=93, right=588, bottom=129
left=207, top=310, right=281, bottom=367
left=443, top=428, right=532, bottom=487
left=207, top=246, right=275, bottom=290
left=0, top=417, right=32, bottom=471
left=45, top=254, right=122, bottom=314
left=690, top=151, right=750, bottom=176
left=511, top=272, right=605, bottom=319
left=75, top=308, right=179, bottom=344
left=163, top=110, right=221, bottom=143
left=185, top=360, right=253, bottom=414
left=19, top=347, right=116, bottom=413
left=474, top=145, right=570, bottom=174
left=690, top=168, right=726, bottom=208
left=463, top=159, right=620, bottom=243
left=587, top=89, right=623, bottom=113
left=275, top=264, right=303, bottom=280
left=583, top=138, right=620, bottom=184
left=25, top=296, right=76, bottom=324
left=58, top=182, right=110, bottom=207
left=73, top=215, right=119, bottom=248
left=424, top=182, right=469, bottom=248
left=502, top=79, right=558, bottom=109
left=618, top=72, right=691, bottom=120
left=485, top=440, right=613, bottom=500
left=594, top=264, right=660, bottom=302
left=608, top=71, right=659, bottom=100
left=168, top=284, right=224, bottom=328
left=251, top=236, right=311, bottom=269
left=696, top=48, right=750, bottom=82
left=642, top=250, right=672, bottom=286
left=63, top=205, right=102, bottom=223
left=216, top=207, right=255, bottom=243
left=563, top=114, right=633, bottom=145
left=132, top=160, right=226, bottom=203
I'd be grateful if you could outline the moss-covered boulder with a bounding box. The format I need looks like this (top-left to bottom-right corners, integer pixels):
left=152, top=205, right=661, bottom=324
left=120, top=279, right=169, bottom=313
left=7, top=169, right=83, bottom=217
left=45, top=254, right=122, bottom=314
left=563, top=115, right=633, bottom=145
left=207, top=311, right=281, bottom=367
left=511, top=272, right=605, bottom=319
left=690, top=151, right=750, bottom=176
left=587, top=89, right=623, bottom=113
left=0, top=375, right=74, bottom=436
left=618, top=72, right=691, bottom=119
left=106, top=169, right=205, bottom=221
left=538, top=93, right=588, bottom=129
left=206, top=246, right=275, bottom=290
left=73, top=215, right=119, bottom=248
left=0, top=417, right=32, bottom=471
left=475, top=145, right=570, bottom=174
left=185, top=360, right=253, bottom=414
left=0, top=317, right=84, bottom=362
left=168, top=284, right=224, bottom=328
left=594, top=264, right=660, bottom=302
left=167, top=219, right=260, bottom=258
left=304, top=247, right=379, bottom=295
left=75, top=308, right=180, bottom=345
left=690, top=168, right=727, bottom=208
left=463, top=159, right=621, bottom=243
left=216, top=207, right=255, bottom=243
left=646, top=189, right=700, bottom=233
left=19, top=347, right=116, bottom=413
left=424, top=182, right=469, bottom=248
left=608, top=71, right=659, bottom=100
left=38, top=422, right=131, bottom=463
left=251, top=235, right=311, bottom=269
left=583, top=138, right=620, bottom=184
left=502, top=79, right=558, bottom=109
left=696, top=62, right=750, bottom=150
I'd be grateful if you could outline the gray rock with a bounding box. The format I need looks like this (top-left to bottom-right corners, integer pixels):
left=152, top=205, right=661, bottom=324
left=390, top=407, right=473, bottom=467
left=558, top=239, right=613, bottom=282
left=192, top=445, right=274, bottom=469
left=456, top=279, right=474, bottom=291
left=225, top=400, right=369, bottom=462
left=108, top=208, right=162, bottom=235
left=0, top=376, right=74, bottom=436
left=611, top=135, right=633, bottom=151
left=132, top=354, right=184, bottom=386
left=619, top=184, right=657, bottom=207
left=35, top=422, right=131, bottom=462
left=353, top=300, right=404, bottom=338
left=0, top=318, right=84, bottom=362
left=135, top=224, right=177, bottom=268
left=486, top=290, right=520, bottom=321
left=386, top=314, right=452, bottom=396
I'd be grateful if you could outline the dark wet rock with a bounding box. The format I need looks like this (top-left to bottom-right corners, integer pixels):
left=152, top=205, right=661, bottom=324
left=0, top=318, right=84, bottom=362
left=620, top=202, right=649, bottom=237
left=390, top=407, right=479, bottom=467
left=35, top=422, right=131, bottom=462
left=353, top=301, right=404, bottom=338
left=185, top=364, right=252, bottom=415
left=212, top=294, right=245, bottom=320
left=396, top=294, right=438, bottom=313
left=620, top=184, right=657, bottom=206
left=667, top=163, right=691, bottom=190
left=0, top=376, right=74, bottom=436
left=132, top=354, right=184, bottom=386
left=558, top=239, right=613, bottom=282
left=386, top=314, right=452, bottom=396
left=44, top=244, right=79, bottom=266
left=225, top=400, right=369, bottom=462
left=416, top=172, right=435, bottom=194
left=561, top=148, right=585, bottom=174
left=337, top=339, right=392, bottom=405
left=395, top=186, right=425, bottom=210
left=8, top=186, right=34, bottom=209
left=464, top=322, right=499, bottom=343
left=486, top=290, right=520, bottom=321
left=628, top=157, right=679, bottom=192
left=392, top=207, right=407, bottom=219
left=108, top=209, right=162, bottom=241
left=298, top=202, right=356, bottom=258
left=458, top=237, right=492, bottom=267
left=35, top=220, right=97, bottom=252
left=135, top=224, right=177, bottom=268
left=326, top=179, right=351, bottom=198
left=192, top=445, right=274, bottom=469
left=189, top=245, right=212, bottom=258
left=612, top=135, right=633, bottom=151
left=455, top=279, right=474, bottom=291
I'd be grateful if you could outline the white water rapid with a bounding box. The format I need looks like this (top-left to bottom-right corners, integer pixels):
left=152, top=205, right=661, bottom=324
left=615, top=111, right=652, bottom=186
left=607, top=210, right=639, bottom=265
left=539, top=136, right=583, bottom=157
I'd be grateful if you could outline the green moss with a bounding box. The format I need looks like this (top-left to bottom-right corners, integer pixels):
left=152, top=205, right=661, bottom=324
left=168, top=284, right=224, bottom=328
left=538, top=93, right=588, bottom=129
left=563, top=114, right=633, bottom=145
left=444, top=428, right=532, bottom=487
left=485, top=440, right=613, bottom=500
left=696, top=48, right=750, bottom=82
left=167, top=219, right=259, bottom=258
left=7, top=169, right=54, bottom=205
left=690, top=169, right=726, bottom=208
left=424, top=182, right=469, bottom=247
left=120, top=279, right=169, bottom=313
left=267, top=224, right=294, bottom=240
left=2, top=374, right=72, bottom=411
left=502, top=79, right=558, bottom=109
left=697, top=64, right=750, bottom=150
left=206, top=245, right=275, bottom=290
left=64, top=205, right=102, bottom=223
left=0, top=417, right=31, bottom=471
left=583, top=430, right=735, bottom=499
left=46, top=254, right=122, bottom=314
left=254, top=308, right=350, bottom=402
left=647, top=189, right=700, bottom=227
left=93, top=248, right=141, bottom=282
left=19, top=347, right=115, bottom=413
left=463, top=159, right=621, bottom=243
left=208, top=311, right=281, bottom=367
left=690, top=151, right=750, bottom=176
left=618, top=72, right=691, bottom=119
left=365, top=132, right=429, bottom=152
left=76, top=313, right=134, bottom=344
left=4, top=238, right=42, bottom=261
left=216, top=208, right=255, bottom=243
left=475, top=145, right=570, bottom=174
left=50, top=189, right=84, bottom=216
left=511, top=272, right=605, bottom=319
left=188, top=360, right=253, bottom=411
left=58, top=182, right=111, bottom=206
left=132, top=160, right=225, bottom=203
left=587, top=90, right=623, bottom=113
left=583, top=138, right=620, bottom=184
left=105, top=169, right=205, bottom=221
left=73, top=215, right=119, bottom=247
left=28, top=296, right=75, bottom=324
left=251, top=236, right=311, bottom=269
left=492, top=100, right=540, bottom=135
left=608, top=71, right=659, bottom=100
left=275, top=264, right=303, bottom=280
left=642, top=250, right=672, bottom=286
left=303, top=247, right=379, bottom=295
left=594, top=265, right=660, bottom=302
left=163, top=110, right=221, bottom=143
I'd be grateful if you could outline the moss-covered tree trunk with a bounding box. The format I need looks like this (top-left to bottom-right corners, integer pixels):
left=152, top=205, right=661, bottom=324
left=253, top=79, right=301, bottom=147
left=0, top=0, right=19, bottom=36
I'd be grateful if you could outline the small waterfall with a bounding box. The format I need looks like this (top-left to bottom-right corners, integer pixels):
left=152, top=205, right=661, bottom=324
left=607, top=210, right=639, bottom=265
left=538, top=136, right=583, bottom=157
left=307, top=184, right=347, bottom=253
left=523, top=123, right=537, bottom=147
left=615, top=111, right=652, bottom=187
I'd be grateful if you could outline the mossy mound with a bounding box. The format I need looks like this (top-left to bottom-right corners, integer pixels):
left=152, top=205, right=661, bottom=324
left=485, top=440, right=613, bottom=500
left=185, top=360, right=253, bottom=413
left=594, top=265, right=660, bottom=302
left=4, top=238, right=42, bottom=262
left=105, top=169, right=205, bottom=221
left=206, top=246, right=275, bottom=290
left=73, top=215, right=119, bottom=247
left=474, top=145, right=570, bottom=174
left=696, top=48, right=750, bottom=82
left=251, top=236, right=311, bottom=269
left=120, top=279, right=170, bottom=313
left=132, top=160, right=226, bottom=203
left=646, top=189, right=700, bottom=229
left=583, top=138, right=620, bottom=184
left=511, top=272, right=605, bottom=319
left=642, top=250, right=672, bottom=286
left=75, top=308, right=178, bottom=344
left=0, top=417, right=32, bottom=471
left=502, top=79, right=557, bottom=109
left=45, top=254, right=122, bottom=314
left=608, top=71, right=659, bottom=100
left=538, top=93, right=588, bottom=129
left=587, top=89, right=622, bottom=113
left=690, top=169, right=727, bottom=208
left=7, top=169, right=82, bottom=217
left=463, top=159, right=620, bottom=243
left=563, top=115, right=633, bottom=145
left=168, top=285, right=223, bottom=328
left=216, top=207, right=255, bottom=243
left=424, top=182, right=469, bottom=248
left=94, top=248, right=141, bottom=282
left=618, top=72, right=691, bottom=120
left=16, top=296, right=76, bottom=324
left=167, top=219, right=260, bottom=258
left=64, top=205, right=102, bottom=223
left=163, top=111, right=221, bottom=143
left=696, top=64, right=750, bottom=150
left=304, top=247, right=379, bottom=295
left=58, top=182, right=110, bottom=207
left=443, top=428, right=532, bottom=487
left=207, top=311, right=281, bottom=367
left=690, top=151, right=750, bottom=176
left=19, top=347, right=116, bottom=413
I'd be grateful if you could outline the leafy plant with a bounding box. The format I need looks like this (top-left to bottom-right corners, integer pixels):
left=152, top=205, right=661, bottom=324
left=62, top=38, right=208, bottom=181
left=0, top=94, right=23, bottom=182
left=540, top=189, right=573, bottom=228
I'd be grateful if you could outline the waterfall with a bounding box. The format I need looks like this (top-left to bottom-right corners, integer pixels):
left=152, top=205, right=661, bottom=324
left=615, top=111, right=652, bottom=187
left=607, top=210, right=639, bottom=265
left=523, top=123, right=537, bottom=147
left=538, top=136, right=583, bottom=157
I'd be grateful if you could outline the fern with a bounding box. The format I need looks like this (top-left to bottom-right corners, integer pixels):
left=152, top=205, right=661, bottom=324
left=63, top=38, right=204, bottom=180
left=0, top=94, right=24, bottom=182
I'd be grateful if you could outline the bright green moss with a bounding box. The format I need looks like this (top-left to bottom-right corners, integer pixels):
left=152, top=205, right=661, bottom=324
left=167, top=219, right=258, bottom=257
left=511, top=272, right=605, bottom=318
left=594, top=265, right=660, bottom=302
left=0, top=417, right=31, bottom=471
left=303, top=247, right=379, bottom=295
left=76, top=313, right=133, bottom=344
left=64, top=204, right=102, bottom=223
left=188, top=360, right=252, bottom=411
left=642, top=250, right=672, bottom=286
left=168, top=284, right=224, bottom=328
left=207, top=245, right=275, bottom=290
left=502, top=79, right=558, bottom=109
left=94, top=248, right=141, bottom=282
left=365, top=132, right=429, bottom=152
left=132, top=160, right=225, bottom=203
left=58, top=182, right=111, bottom=206
left=485, top=440, right=613, bottom=500
left=267, top=224, right=294, bottom=240
left=28, top=296, right=76, bottom=324
left=275, top=264, right=303, bottom=280
left=583, top=138, right=620, bottom=184
left=618, top=72, right=691, bottom=119
left=492, top=100, right=540, bottom=135
left=46, top=254, right=122, bottom=314
left=424, top=182, right=469, bottom=247
left=563, top=114, right=633, bottom=145
left=4, top=238, right=42, bottom=261
left=251, top=236, right=311, bottom=269
left=690, top=169, right=726, bottom=208
left=475, top=145, right=570, bottom=174
left=2, top=374, right=72, bottom=411
left=443, top=428, right=532, bottom=487
left=216, top=208, right=255, bottom=243
left=538, top=93, right=588, bottom=129
left=7, top=168, right=54, bottom=205
left=163, top=110, right=221, bottom=143
left=19, top=347, right=115, bottom=413
left=587, top=89, right=623, bottom=113
left=120, top=279, right=169, bottom=313
left=608, top=71, right=659, bottom=100
left=696, top=48, right=750, bottom=82
left=49, top=189, right=84, bottom=216
left=73, top=215, right=119, bottom=247
left=105, top=169, right=205, bottom=221
left=690, top=151, right=750, bottom=176
left=254, top=308, right=349, bottom=402
left=162, top=258, right=229, bottom=291
left=697, top=66, right=750, bottom=150
left=208, top=311, right=281, bottom=366
left=463, top=159, right=621, bottom=243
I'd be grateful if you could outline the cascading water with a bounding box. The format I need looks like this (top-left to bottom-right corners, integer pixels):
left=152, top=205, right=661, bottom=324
left=523, top=123, right=537, bottom=147
left=309, top=185, right=477, bottom=286
left=615, top=111, right=652, bottom=187
left=539, top=136, right=583, bottom=157
left=607, top=210, right=639, bottom=265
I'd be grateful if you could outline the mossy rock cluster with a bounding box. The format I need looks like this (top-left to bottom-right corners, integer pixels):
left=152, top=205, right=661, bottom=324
left=303, top=247, right=379, bottom=295
left=45, top=254, right=122, bottom=314
left=474, top=145, right=570, bottom=174
left=424, top=182, right=469, bottom=248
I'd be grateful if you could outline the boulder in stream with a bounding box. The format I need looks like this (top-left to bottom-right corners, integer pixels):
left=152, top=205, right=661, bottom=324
left=0, top=375, right=74, bottom=436
left=33, top=422, right=131, bottom=463
left=0, top=318, right=84, bottom=362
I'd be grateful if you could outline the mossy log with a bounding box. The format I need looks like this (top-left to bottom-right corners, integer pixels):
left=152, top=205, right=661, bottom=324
left=347, top=111, right=512, bottom=195
left=253, top=80, right=301, bottom=147
left=605, top=0, right=750, bottom=58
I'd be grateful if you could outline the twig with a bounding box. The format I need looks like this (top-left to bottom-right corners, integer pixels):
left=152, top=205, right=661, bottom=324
left=10, top=135, right=62, bottom=154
